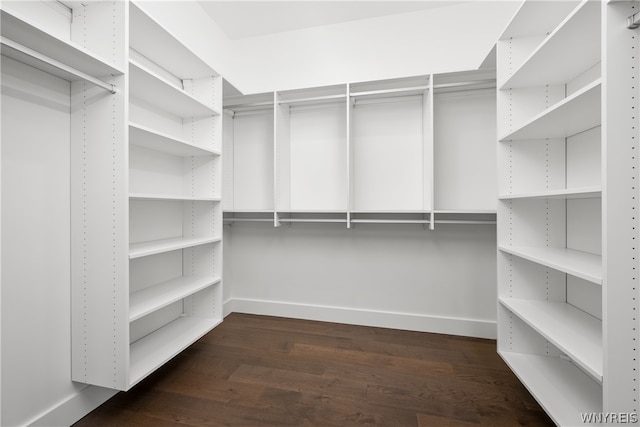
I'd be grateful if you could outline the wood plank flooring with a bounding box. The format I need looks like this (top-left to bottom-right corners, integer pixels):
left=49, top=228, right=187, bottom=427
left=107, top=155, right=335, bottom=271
left=73, top=313, right=553, bottom=426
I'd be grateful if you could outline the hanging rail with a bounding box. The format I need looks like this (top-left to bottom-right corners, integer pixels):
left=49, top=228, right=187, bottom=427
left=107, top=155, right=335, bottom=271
left=1, top=36, right=117, bottom=94
left=628, top=11, right=639, bottom=29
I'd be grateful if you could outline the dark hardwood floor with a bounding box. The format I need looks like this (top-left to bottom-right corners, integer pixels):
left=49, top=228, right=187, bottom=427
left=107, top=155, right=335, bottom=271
left=74, top=313, right=553, bottom=426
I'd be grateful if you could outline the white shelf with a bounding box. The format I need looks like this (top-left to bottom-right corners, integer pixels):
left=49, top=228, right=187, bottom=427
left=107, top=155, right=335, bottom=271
left=499, top=245, right=602, bottom=284
left=434, top=210, right=497, bottom=214
left=129, top=193, right=220, bottom=202
left=129, top=316, right=221, bottom=387
left=129, top=122, right=219, bottom=157
left=350, top=219, right=430, bottom=224
left=278, top=219, right=347, bottom=224
left=501, top=0, right=600, bottom=89
left=224, top=218, right=274, bottom=223
left=500, top=1, right=581, bottom=40
left=223, top=209, right=274, bottom=214
left=129, top=2, right=214, bottom=80
left=129, top=59, right=219, bottom=118
left=129, top=236, right=221, bottom=259
left=499, top=186, right=602, bottom=200
left=499, top=352, right=602, bottom=426
left=500, top=298, right=602, bottom=382
left=129, top=276, right=221, bottom=322
left=349, top=210, right=432, bottom=214
left=0, top=8, right=124, bottom=80
left=500, top=79, right=601, bottom=141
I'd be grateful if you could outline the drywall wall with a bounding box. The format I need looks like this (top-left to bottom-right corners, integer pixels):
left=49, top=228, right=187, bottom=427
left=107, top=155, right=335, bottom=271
left=223, top=222, right=498, bottom=338
left=229, top=1, right=520, bottom=93
left=1, top=57, right=100, bottom=427
left=140, top=1, right=520, bottom=94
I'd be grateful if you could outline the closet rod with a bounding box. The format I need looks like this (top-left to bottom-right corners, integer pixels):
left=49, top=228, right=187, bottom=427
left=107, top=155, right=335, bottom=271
left=1, top=37, right=117, bottom=94
left=350, top=85, right=429, bottom=98
left=628, top=11, right=639, bottom=29
left=434, top=79, right=495, bottom=90
left=278, top=93, right=346, bottom=105
left=224, top=100, right=273, bottom=110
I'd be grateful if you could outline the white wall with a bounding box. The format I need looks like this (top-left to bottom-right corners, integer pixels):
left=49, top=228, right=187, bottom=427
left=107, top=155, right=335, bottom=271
left=224, top=222, right=498, bottom=338
left=140, top=1, right=520, bottom=94
left=230, top=1, right=520, bottom=93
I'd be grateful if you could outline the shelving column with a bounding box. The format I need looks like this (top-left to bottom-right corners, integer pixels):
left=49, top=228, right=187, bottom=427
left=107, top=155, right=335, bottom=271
left=496, top=0, right=607, bottom=424
left=126, top=1, right=223, bottom=390
left=602, top=0, right=640, bottom=416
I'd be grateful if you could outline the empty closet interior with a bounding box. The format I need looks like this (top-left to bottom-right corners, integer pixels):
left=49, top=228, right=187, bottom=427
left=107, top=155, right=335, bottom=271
left=1, top=0, right=639, bottom=426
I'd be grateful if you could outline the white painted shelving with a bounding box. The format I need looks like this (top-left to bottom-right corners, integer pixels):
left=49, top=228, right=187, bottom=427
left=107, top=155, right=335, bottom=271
left=67, top=0, right=224, bottom=391
left=497, top=0, right=640, bottom=423
left=223, top=69, right=497, bottom=228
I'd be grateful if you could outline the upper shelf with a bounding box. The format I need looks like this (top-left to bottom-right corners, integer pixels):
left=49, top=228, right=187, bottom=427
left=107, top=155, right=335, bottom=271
left=500, top=79, right=601, bottom=142
left=129, top=122, right=220, bottom=157
left=499, top=186, right=602, bottom=201
left=500, top=1, right=581, bottom=40
left=129, top=1, right=214, bottom=80
left=1, top=8, right=124, bottom=80
left=129, top=59, right=220, bottom=118
left=500, top=0, right=600, bottom=89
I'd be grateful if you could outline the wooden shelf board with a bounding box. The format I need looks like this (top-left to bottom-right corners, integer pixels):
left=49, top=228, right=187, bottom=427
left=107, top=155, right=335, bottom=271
left=129, top=316, right=221, bottom=388
left=500, top=79, right=601, bottom=142
left=499, top=245, right=602, bottom=284
left=129, top=2, right=214, bottom=79
left=501, top=1, right=600, bottom=89
left=499, top=186, right=602, bottom=200
left=499, top=351, right=602, bottom=426
left=129, top=236, right=221, bottom=259
left=130, top=59, right=219, bottom=118
left=129, top=122, right=219, bottom=157
left=129, top=193, right=219, bottom=202
left=129, top=276, right=221, bottom=322
left=500, top=298, right=602, bottom=382
left=1, top=9, right=124, bottom=79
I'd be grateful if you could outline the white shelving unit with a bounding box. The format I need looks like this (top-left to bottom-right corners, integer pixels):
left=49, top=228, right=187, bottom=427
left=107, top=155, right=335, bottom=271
left=275, top=85, right=349, bottom=224
left=223, top=71, right=498, bottom=228
left=68, top=0, right=224, bottom=391
left=1, top=6, right=124, bottom=88
left=222, top=91, right=275, bottom=224
left=2, top=0, right=127, bottom=421
left=497, top=0, right=640, bottom=424
left=433, top=70, right=497, bottom=219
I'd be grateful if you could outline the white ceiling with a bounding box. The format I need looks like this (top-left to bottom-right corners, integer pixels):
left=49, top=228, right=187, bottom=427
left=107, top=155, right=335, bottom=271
left=199, top=1, right=465, bottom=40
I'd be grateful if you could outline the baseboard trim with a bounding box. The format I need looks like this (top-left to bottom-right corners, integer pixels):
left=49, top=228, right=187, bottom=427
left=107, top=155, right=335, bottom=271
left=28, top=385, right=117, bottom=427
left=224, top=298, right=496, bottom=339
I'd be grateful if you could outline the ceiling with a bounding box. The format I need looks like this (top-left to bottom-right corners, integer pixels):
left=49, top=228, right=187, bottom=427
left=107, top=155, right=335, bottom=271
left=199, top=1, right=465, bottom=40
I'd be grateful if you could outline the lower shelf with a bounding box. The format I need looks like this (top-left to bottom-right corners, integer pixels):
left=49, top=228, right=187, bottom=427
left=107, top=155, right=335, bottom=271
left=129, top=316, right=221, bottom=388
left=499, top=351, right=602, bottom=426
left=499, top=298, right=602, bottom=382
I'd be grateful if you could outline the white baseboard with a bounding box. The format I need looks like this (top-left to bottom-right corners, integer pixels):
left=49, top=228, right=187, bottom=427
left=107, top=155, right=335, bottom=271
left=224, top=298, right=497, bottom=339
left=28, top=385, right=117, bottom=427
